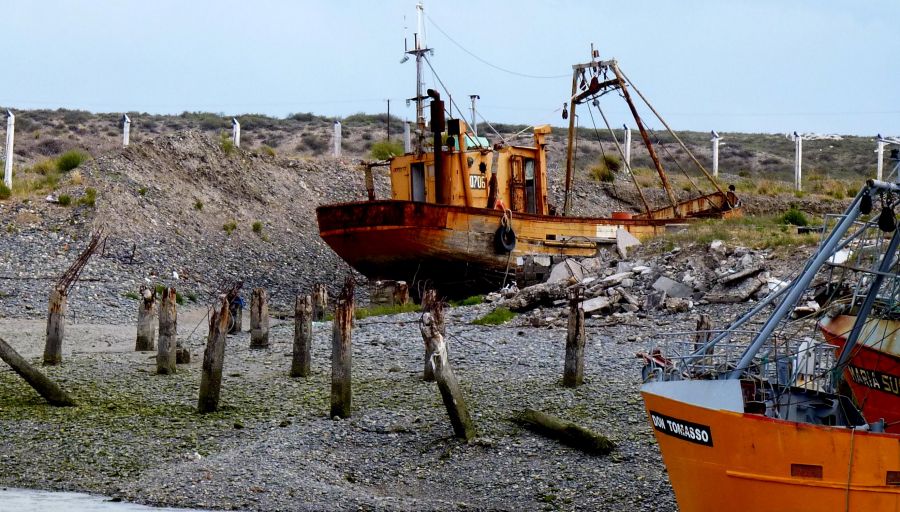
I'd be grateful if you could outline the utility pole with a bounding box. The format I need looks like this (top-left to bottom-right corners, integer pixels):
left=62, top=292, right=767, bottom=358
left=469, top=94, right=480, bottom=136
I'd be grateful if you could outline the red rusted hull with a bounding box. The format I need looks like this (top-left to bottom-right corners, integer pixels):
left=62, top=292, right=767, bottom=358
left=317, top=198, right=739, bottom=295
left=820, top=315, right=900, bottom=433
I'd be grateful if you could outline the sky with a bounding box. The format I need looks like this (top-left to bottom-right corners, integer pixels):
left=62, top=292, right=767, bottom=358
left=1, top=1, right=898, bottom=136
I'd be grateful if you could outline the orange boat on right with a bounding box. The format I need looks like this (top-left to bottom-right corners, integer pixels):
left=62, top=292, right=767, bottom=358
left=640, top=177, right=900, bottom=511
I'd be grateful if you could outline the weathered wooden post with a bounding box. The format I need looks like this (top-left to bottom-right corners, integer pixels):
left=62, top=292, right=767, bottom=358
left=313, top=283, right=328, bottom=321
left=394, top=281, right=409, bottom=306
left=229, top=296, right=243, bottom=334
left=43, top=287, right=67, bottom=366
left=563, top=285, right=586, bottom=387
left=332, top=120, right=342, bottom=157
left=157, top=287, right=178, bottom=374
left=122, top=114, right=131, bottom=147
left=291, top=295, right=313, bottom=378
left=421, top=312, right=476, bottom=440
left=135, top=285, right=156, bottom=351
left=420, top=289, right=444, bottom=382
left=232, top=117, right=241, bottom=148
left=250, top=287, right=269, bottom=348
left=0, top=337, right=75, bottom=406
left=3, top=110, right=13, bottom=189
left=330, top=279, right=354, bottom=418
left=198, top=297, right=229, bottom=413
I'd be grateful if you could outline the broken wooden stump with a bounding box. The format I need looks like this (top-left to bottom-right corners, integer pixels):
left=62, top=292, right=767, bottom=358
left=157, top=287, right=178, bottom=374
left=313, top=283, right=328, bottom=322
left=420, top=290, right=445, bottom=382
left=291, top=294, right=313, bottom=378
left=563, top=286, right=586, bottom=388
left=330, top=279, right=354, bottom=418
left=42, top=287, right=67, bottom=365
left=421, top=311, right=476, bottom=441
left=198, top=298, right=229, bottom=413
left=514, top=408, right=614, bottom=455
left=395, top=281, right=409, bottom=305
left=135, top=285, right=156, bottom=351
left=175, top=342, right=190, bottom=364
left=1, top=336, right=75, bottom=406
left=250, top=287, right=269, bottom=348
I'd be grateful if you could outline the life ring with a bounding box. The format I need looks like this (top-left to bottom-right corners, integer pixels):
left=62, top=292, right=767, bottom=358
left=494, top=225, right=516, bottom=253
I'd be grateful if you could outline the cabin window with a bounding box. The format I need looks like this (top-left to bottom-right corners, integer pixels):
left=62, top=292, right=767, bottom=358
left=524, top=158, right=536, bottom=213
left=411, top=163, right=425, bottom=202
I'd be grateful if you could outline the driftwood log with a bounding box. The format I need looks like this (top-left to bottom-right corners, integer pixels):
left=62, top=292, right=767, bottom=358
left=0, top=336, right=75, bottom=406
left=330, top=279, right=353, bottom=418
left=514, top=408, right=614, bottom=455
left=421, top=312, right=476, bottom=440
left=499, top=280, right=571, bottom=312
left=43, top=288, right=67, bottom=365
left=157, top=287, right=178, bottom=374
left=198, top=298, right=229, bottom=413
left=291, top=294, right=313, bottom=378
left=135, top=285, right=156, bottom=351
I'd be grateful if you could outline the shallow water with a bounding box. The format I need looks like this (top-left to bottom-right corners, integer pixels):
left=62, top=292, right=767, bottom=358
left=0, top=488, right=210, bottom=512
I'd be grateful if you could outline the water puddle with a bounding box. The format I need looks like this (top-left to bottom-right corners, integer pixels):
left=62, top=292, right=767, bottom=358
left=0, top=488, right=211, bottom=512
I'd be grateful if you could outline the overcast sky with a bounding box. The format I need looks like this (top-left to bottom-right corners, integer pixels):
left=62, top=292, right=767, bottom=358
left=2, top=1, right=898, bottom=135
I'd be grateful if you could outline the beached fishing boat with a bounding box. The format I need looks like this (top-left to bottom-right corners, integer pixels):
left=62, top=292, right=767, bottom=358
left=316, top=5, right=739, bottom=296
left=640, top=178, right=900, bottom=510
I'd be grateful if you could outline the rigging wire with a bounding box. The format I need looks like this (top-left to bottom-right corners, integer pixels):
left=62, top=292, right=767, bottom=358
left=425, top=15, right=569, bottom=80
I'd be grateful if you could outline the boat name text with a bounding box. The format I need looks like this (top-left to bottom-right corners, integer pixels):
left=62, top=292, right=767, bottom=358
left=469, top=174, right=486, bottom=190
left=847, top=365, right=900, bottom=396
left=649, top=410, right=713, bottom=447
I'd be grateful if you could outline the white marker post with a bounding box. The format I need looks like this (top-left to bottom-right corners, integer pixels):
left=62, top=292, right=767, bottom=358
left=710, top=130, right=721, bottom=177
left=232, top=118, right=241, bottom=148
left=122, top=114, right=131, bottom=147
left=623, top=125, right=632, bottom=170
left=876, top=135, right=885, bottom=182
left=332, top=121, right=342, bottom=157
left=403, top=121, right=411, bottom=153
left=793, top=132, right=803, bottom=191
left=4, top=110, right=14, bottom=189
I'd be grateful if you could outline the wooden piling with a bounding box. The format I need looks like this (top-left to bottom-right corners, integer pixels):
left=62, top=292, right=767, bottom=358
left=330, top=279, right=354, bottom=418
left=394, top=281, right=409, bottom=306
left=135, top=285, right=156, bottom=351
left=420, top=290, right=445, bottom=382
left=198, top=298, right=229, bottom=413
left=292, top=295, right=313, bottom=378
left=42, top=287, right=67, bottom=365
left=563, top=285, right=586, bottom=388
left=250, top=287, right=269, bottom=348
left=1, top=336, right=75, bottom=406
left=313, top=283, right=328, bottom=321
left=229, top=299, right=243, bottom=334
left=421, top=312, right=475, bottom=440
left=157, top=287, right=178, bottom=374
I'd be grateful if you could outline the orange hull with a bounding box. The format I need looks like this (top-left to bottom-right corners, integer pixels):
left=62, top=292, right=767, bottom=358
left=642, top=382, right=900, bottom=512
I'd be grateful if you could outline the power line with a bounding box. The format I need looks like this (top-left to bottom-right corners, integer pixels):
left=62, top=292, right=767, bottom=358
left=425, top=15, right=569, bottom=80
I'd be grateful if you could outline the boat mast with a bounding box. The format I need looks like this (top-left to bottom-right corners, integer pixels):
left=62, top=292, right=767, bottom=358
left=405, top=2, right=429, bottom=155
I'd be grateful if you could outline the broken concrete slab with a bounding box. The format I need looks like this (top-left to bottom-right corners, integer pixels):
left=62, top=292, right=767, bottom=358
left=616, top=228, right=641, bottom=259
left=652, top=276, right=693, bottom=298
left=582, top=296, right=613, bottom=314
left=547, top=259, right=585, bottom=284
left=602, top=271, right=633, bottom=286
left=705, top=275, right=767, bottom=304
left=719, top=264, right=764, bottom=285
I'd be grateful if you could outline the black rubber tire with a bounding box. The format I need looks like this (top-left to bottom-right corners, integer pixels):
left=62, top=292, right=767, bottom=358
left=494, top=225, right=516, bottom=254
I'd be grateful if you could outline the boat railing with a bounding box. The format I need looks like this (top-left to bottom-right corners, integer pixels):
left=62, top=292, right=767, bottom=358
left=646, top=330, right=838, bottom=387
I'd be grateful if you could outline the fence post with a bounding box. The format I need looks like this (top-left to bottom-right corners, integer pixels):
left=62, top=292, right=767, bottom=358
left=43, top=287, right=67, bottom=365
left=330, top=279, right=354, bottom=418
left=563, top=285, right=585, bottom=387
left=135, top=285, right=156, bottom=351
left=250, top=288, right=269, bottom=348
left=122, top=114, right=131, bottom=147
left=232, top=117, right=241, bottom=148
left=3, top=110, right=13, bottom=189
left=332, top=121, right=342, bottom=157
left=198, top=297, right=229, bottom=413
left=291, top=295, right=313, bottom=378
left=157, top=287, right=178, bottom=374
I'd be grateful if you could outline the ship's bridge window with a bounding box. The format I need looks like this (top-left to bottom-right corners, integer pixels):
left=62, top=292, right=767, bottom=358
left=524, top=158, right=536, bottom=213
left=411, top=163, right=425, bottom=202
